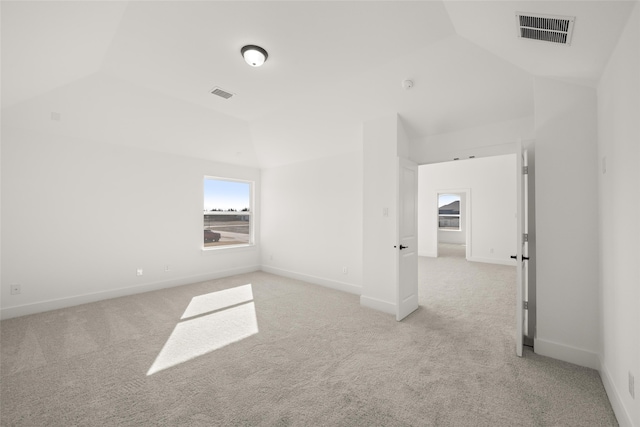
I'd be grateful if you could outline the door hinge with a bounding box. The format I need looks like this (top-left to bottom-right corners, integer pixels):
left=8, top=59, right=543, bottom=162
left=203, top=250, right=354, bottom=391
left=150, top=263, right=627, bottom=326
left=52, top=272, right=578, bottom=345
left=523, top=233, right=528, bottom=242
left=523, top=166, right=529, bottom=175
left=523, top=301, right=528, bottom=310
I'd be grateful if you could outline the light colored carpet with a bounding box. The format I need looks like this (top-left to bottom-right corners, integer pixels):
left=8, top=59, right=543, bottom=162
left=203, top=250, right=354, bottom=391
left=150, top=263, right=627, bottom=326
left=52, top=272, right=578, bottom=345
left=1, top=244, right=617, bottom=426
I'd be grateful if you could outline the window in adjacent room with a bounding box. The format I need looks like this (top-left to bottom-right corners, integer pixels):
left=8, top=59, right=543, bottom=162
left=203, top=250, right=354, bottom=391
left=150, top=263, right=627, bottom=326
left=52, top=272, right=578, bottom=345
left=203, top=177, right=253, bottom=248
left=438, top=194, right=461, bottom=231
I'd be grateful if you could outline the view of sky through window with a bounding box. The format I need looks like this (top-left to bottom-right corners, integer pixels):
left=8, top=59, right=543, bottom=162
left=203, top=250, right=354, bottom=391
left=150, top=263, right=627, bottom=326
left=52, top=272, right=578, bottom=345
left=204, top=179, right=250, bottom=211
left=438, top=193, right=459, bottom=208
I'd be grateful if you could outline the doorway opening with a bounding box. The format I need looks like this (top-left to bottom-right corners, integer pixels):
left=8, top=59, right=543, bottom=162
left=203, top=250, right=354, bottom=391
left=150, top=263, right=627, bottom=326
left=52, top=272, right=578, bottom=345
left=416, top=151, right=533, bottom=355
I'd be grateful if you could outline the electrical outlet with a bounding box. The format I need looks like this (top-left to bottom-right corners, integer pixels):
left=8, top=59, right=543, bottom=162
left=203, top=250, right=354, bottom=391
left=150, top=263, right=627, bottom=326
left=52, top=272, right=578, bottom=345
left=136, top=269, right=143, bottom=276
left=630, top=372, right=635, bottom=399
left=342, top=267, right=348, bottom=275
left=10, top=284, right=21, bottom=295
left=165, top=265, right=170, bottom=272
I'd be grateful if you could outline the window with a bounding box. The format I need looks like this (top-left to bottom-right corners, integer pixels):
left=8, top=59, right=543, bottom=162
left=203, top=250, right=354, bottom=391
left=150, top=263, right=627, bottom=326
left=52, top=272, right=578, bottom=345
left=438, top=194, right=460, bottom=230
left=203, top=177, right=253, bottom=248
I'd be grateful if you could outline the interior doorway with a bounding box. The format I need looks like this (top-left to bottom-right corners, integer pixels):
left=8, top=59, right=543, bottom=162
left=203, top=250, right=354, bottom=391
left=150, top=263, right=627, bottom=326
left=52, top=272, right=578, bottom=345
left=416, top=152, right=532, bottom=354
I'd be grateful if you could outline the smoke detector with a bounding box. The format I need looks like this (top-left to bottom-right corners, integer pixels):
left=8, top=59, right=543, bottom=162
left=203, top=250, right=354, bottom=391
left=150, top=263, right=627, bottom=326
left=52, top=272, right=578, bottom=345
left=516, top=12, right=575, bottom=45
left=402, top=80, right=414, bottom=90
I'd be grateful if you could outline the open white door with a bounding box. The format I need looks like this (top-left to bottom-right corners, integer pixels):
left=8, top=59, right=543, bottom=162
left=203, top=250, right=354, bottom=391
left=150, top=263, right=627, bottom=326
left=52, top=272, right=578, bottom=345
left=396, top=157, right=419, bottom=321
left=515, top=142, right=528, bottom=356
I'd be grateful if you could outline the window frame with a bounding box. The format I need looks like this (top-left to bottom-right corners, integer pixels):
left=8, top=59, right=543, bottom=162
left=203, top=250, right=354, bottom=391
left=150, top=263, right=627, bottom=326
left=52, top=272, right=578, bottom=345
left=438, top=194, right=461, bottom=232
left=202, top=176, right=255, bottom=251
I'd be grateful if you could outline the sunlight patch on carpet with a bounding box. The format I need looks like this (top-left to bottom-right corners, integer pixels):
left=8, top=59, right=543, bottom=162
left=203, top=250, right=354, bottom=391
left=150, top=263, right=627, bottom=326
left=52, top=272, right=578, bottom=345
left=181, top=284, right=254, bottom=320
left=147, top=285, right=259, bottom=375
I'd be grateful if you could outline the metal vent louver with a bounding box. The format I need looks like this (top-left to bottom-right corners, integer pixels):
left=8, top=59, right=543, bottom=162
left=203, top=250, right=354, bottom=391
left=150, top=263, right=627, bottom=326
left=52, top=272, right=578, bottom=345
left=516, top=12, right=575, bottom=45
left=210, top=87, right=234, bottom=99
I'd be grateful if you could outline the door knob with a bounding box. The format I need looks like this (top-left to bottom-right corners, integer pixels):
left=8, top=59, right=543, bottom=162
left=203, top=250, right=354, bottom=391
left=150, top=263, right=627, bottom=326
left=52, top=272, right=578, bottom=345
left=399, top=245, right=408, bottom=250
left=510, top=255, right=518, bottom=260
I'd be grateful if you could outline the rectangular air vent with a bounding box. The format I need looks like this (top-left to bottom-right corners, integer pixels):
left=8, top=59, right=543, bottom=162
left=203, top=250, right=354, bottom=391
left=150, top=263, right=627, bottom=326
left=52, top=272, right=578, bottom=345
left=210, top=87, right=234, bottom=99
left=516, top=12, right=575, bottom=45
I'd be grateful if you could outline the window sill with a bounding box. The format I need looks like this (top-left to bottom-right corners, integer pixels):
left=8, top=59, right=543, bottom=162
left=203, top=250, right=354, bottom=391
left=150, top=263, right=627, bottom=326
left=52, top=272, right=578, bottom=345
left=201, top=243, right=256, bottom=254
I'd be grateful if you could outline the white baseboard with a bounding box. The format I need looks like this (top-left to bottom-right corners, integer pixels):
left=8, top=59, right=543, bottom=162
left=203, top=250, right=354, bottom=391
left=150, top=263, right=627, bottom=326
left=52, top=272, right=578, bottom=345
left=0, top=265, right=261, bottom=320
left=599, top=357, right=634, bottom=427
left=533, top=337, right=637, bottom=427
left=419, top=252, right=437, bottom=258
left=468, top=256, right=517, bottom=267
left=534, top=338, right=600, bottom=370
left=260, top=265, right=361, bottom=295
left=360, top=295, right=395, bottom=315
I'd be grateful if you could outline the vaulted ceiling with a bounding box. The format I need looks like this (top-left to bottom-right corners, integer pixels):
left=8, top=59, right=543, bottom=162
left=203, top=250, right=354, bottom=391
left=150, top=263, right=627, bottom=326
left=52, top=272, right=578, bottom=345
left=1, top=1, right=635, bottom=168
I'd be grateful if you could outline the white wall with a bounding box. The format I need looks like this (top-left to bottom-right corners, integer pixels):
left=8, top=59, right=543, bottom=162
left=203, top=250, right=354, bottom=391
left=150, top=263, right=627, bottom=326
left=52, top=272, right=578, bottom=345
left=260, top=151, right=363, bottom=294
left=533, top=77, right=600, bottom=369
left=419, top=155, right=516, bottom=265
left=411, top=116, right=534, bottom=165
left=597, top=3, right=640, bottom=425
left=1, top=126, right=261, bottom=319
left=437, top=193, right=466, bottom=245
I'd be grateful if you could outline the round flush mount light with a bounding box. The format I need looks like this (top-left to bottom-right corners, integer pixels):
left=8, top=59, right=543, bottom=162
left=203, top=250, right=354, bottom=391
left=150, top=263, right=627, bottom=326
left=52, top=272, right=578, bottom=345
left=241, top=45, right=268, bottom=67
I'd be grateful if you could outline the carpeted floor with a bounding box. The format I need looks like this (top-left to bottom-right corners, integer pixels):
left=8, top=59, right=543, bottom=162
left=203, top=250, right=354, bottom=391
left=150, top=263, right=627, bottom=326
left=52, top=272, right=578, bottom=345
left=1, top=244, right=617, bottom=426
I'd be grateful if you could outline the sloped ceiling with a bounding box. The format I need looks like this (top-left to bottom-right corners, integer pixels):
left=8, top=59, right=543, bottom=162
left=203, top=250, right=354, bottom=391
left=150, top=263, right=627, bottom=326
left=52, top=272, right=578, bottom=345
left=1, top=1, right=635, bottom=168
left=101, top=1, right=457, bottom=123
left=1, top=1, right=128, bottom=108
left=444, top=0, right=637, bottom=86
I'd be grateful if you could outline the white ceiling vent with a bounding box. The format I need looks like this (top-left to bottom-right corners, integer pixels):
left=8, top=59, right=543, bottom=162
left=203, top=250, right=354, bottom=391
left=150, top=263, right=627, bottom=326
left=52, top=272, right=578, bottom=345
left=210, top=87, right=234, bottom=99
left=516, top=12, right=575, bottom=45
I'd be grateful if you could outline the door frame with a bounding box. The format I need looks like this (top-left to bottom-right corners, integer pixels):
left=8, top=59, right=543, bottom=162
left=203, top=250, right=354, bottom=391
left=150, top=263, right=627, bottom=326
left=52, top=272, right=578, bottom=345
left=414, top=140, right=534, bottom=356
left=515, top=141, right=526, bottom=357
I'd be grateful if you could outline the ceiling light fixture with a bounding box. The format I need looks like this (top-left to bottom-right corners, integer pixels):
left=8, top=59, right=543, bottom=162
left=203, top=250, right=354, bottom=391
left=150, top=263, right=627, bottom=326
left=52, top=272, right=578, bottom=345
left=241, top=45, right=268, bottom=67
